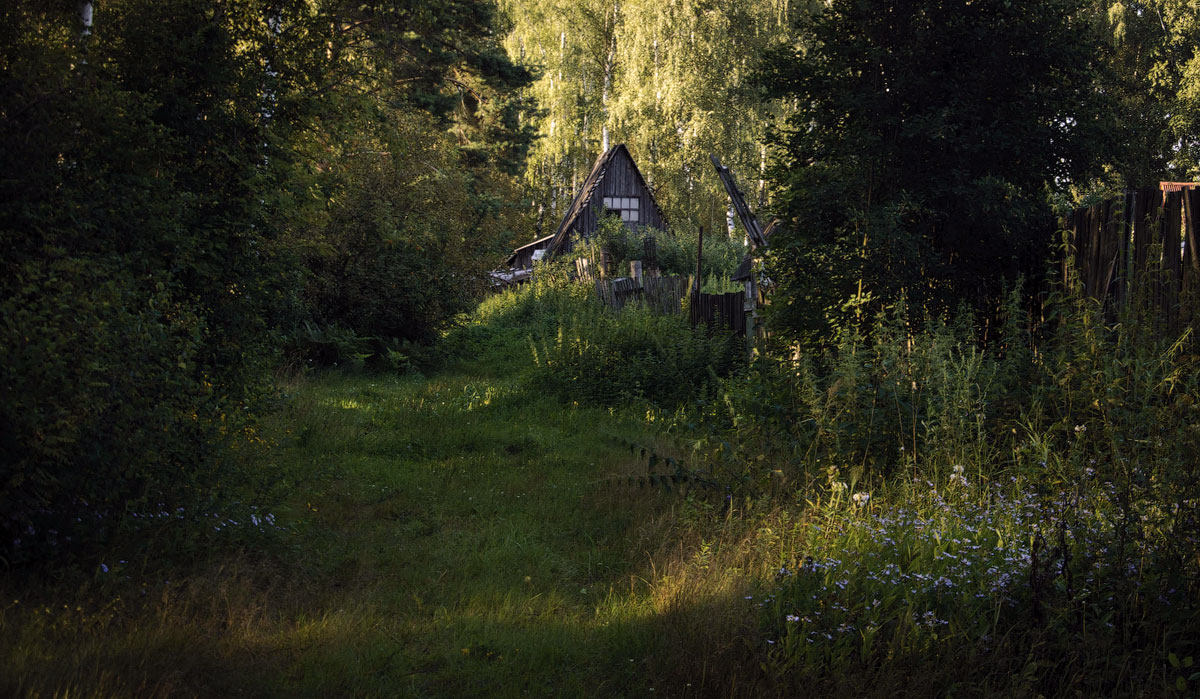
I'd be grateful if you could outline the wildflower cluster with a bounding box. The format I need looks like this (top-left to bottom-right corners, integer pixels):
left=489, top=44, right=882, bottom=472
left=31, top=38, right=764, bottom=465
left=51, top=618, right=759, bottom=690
left=758, top=481, right=1088, bottom=666
left=11, top=503, right=284, bottom=560
left=757, top=466, right=1200, bottom=680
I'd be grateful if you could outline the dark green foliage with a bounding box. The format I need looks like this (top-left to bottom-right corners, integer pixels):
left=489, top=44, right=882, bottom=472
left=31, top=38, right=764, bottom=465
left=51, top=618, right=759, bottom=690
left=0, top=0, right=535, bottom=564
left=449, top=263, right=747, bottom=402
left=285, top=116, right=528, bottom=367
left=327, top=0, right=538, bottom=174
left=0, top=0, right=280, bottom=563
left=273, top=1, right=538, bottom=367
left=1022, top=286, right=1200, bottom=612
left=760, top=0, right=1105, bottom=342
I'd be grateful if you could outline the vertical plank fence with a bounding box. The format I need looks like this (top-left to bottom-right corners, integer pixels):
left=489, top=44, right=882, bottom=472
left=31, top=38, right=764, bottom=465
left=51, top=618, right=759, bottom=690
left=1064, top=186, right=1200, bottom=331
left=643, top=275, right=691, bottom=314
left=690, top=289, right=747, bottom=336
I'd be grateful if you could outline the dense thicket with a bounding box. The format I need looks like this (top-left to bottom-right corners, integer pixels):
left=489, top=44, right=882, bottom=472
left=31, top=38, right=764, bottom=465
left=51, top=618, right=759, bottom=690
left=1, top=0, right=283, bottom=562
left=756, top=0, right=1200, bottom=343
left=0, top=0, right=533, bottom=564
left=758, top=0, right=1103, bottom=342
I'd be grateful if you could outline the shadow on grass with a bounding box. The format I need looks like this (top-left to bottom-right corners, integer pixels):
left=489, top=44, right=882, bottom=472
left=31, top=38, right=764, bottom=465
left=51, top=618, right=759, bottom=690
left=1, top=538, right=773, bottom=698
left=0, top=369, right=773, bottom=698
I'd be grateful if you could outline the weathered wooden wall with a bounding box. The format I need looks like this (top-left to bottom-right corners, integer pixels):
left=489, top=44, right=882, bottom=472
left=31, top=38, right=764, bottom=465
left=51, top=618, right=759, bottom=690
left=1064, top=187, right=1200, bottom=330
left=564, top=149, right=666, bottom=250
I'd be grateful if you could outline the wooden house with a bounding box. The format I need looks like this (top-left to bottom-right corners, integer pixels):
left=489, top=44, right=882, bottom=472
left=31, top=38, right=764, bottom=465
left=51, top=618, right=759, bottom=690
left=508, top=144, right=666, bottom=269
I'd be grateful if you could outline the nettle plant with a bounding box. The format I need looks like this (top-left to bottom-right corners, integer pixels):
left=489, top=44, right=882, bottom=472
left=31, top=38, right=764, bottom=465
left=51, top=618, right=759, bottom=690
left=685, top=291, right=1028, bottom=497
left=1017, top=283, right=1200, bottom=636
left=530, top=298, right=742, bottom=406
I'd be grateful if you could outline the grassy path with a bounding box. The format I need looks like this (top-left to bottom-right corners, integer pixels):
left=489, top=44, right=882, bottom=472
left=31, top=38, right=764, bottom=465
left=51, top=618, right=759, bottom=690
left=275, top=369, right=673, bottom=696
left=10, top=283, right=1200, bottom=698
left=4, top=361, right=733, bottom=697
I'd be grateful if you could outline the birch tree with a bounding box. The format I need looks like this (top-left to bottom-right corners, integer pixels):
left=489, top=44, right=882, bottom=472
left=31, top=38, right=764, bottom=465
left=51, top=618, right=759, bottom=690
left=499, top=0, right=803, bottom=236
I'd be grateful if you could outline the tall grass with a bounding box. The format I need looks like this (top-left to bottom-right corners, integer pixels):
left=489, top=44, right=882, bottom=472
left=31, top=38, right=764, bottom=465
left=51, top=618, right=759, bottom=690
left=449, top=265, right=746, bottom=406
left=530, top=300, right=743, bottom=406
left=644, top=280, right=1200, bottom=696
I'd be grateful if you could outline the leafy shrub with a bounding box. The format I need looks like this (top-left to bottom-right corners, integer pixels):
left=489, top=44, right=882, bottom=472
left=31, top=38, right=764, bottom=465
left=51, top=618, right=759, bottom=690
left=438, top=264, right=595, bottom=372
left=531, top=296, right=744, bottom=406
left=0, top=249, right=276, bottom=567
left=0, top=2, right=280, bottom=566
left=284, top=114, right=535, bottom=367
left=584, top=214, right=747, bottom=281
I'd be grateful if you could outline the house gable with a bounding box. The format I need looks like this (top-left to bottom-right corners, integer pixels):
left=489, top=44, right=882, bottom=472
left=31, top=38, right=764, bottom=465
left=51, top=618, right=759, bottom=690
left=508, top=145, right=666, bottom=269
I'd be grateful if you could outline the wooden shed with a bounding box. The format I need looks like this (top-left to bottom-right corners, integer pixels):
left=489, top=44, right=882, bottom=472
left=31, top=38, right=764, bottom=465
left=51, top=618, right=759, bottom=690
left=508, top=144, right=666, bottom=269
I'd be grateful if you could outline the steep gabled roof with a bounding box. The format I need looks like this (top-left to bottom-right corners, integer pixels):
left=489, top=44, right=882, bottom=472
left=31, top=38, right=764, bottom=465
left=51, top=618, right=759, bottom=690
left=512, top=232, right=557, bottom=253
left=544, top=144, right=665, bottom=257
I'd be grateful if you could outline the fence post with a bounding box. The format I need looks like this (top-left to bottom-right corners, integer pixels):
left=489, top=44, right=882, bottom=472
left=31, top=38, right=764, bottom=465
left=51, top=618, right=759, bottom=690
left=690, top=227, right=704, bottom=325
left=643, top=235, right=658, bottom=276
left=1163, top=190, right=1183, bottom=330
left=745, top=278, right=756, bottom=356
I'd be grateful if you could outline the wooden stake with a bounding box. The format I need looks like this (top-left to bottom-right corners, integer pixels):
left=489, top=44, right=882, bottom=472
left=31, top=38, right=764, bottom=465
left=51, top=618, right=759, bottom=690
left=691, top=227, right=704, bottom=325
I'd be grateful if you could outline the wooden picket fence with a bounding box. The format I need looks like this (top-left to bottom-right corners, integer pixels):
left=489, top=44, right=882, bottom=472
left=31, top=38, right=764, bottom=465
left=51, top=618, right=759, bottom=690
left=594, top=276, right=647, bottom=310
left=1064, top=186, right=1200, bottom=330
left=643, top=275, right=692, bottom=315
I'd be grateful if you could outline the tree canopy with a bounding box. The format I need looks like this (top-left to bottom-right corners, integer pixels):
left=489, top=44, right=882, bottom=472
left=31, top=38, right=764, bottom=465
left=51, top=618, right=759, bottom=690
left=758, top=0, right=1108, bottom=340
left=0, top=0, right=534, bottom=563
left=499, top=0, right=805, bottom=236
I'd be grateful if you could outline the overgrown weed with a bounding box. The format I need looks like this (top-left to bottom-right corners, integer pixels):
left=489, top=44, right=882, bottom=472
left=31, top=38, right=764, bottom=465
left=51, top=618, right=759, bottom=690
left=644, top=275, right=1200, bottom=696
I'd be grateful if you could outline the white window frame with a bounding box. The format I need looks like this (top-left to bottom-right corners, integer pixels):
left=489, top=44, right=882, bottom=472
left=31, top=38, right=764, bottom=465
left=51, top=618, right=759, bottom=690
left=601, top=196, right=641, bottom=224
